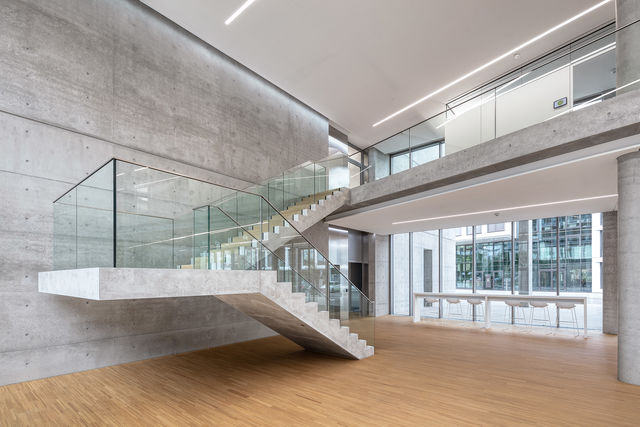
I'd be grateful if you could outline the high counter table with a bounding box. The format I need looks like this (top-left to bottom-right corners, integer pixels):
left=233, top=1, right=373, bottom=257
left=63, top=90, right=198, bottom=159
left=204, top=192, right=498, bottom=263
left=412, top=292, right=588, bottom=337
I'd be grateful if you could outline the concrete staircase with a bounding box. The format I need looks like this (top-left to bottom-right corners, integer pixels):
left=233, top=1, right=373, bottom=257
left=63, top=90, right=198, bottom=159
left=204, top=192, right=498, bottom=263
left=38, top=268, right=374, bottom=360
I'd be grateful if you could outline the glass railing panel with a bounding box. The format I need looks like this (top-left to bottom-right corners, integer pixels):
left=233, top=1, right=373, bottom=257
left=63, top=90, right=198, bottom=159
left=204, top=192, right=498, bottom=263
left=76, top=159, right=114, bottom=268
left=328, top=265, right=346, bottom=320
left=235, top=191, right=263, bottom=240
left=283, top=162, right=315, bottom=210
left=313, top=162, right=328, bottom=203
left=115, top=162, right=181, bottom=268
left=409, top=113, right=444, bottom=168
left=53, top=189, right=77, bottom=270
left=266, top=173, right=285, bottom=211
left=193, top=206, right=210, bottom=269
left=174, top=210, right=195, bottom=269
left=495, top=55, right=572, bottom=139
left=256, top=198, right=374, bottom=343
left=52, top=158, right=374, bottom=343
left=316, top=155, right=349, bottom=192
left=347, top=281, right=375, bottom=345
left=210, top=201, right=257, bottom=271
left=357, top=21, right=639, bottom=186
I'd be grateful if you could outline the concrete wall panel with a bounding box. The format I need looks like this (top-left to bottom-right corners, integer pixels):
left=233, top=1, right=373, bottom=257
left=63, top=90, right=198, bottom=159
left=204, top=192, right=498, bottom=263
left=0, top=0, right=327, bottom=385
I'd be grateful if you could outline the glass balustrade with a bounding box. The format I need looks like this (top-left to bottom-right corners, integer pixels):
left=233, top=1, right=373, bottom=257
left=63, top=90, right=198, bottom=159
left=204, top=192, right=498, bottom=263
left=52, top=159, right=374, bottom=345
left=257, top=21, right=637, bottom=194
left=359, top=21, right=639, bottom=183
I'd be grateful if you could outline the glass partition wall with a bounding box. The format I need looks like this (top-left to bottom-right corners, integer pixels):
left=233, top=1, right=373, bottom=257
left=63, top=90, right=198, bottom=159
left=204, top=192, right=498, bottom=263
left=52, top=159, right=375, bottom=345
left=391, top=215, right=603, bottom=331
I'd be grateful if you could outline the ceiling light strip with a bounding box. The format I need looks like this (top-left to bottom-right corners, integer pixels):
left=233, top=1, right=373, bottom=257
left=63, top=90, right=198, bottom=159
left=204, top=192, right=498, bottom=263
left=225, top=0, right=257, bottom=25
left=372, top=0, right=612, bottom=127
left=391, top=194, right=618, bottom=225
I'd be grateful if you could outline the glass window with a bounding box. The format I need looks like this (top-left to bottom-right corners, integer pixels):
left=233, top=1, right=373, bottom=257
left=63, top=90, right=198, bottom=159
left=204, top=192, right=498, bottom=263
left=487, top=223, right=505, bottom=233
left=410, top=144, right=440, bottom=168
left=390, top=152, right=410, bottom=174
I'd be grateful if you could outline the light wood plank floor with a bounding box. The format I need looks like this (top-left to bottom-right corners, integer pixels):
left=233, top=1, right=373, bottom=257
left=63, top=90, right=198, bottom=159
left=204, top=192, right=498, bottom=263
left=2, top=316, right=640, bottom=426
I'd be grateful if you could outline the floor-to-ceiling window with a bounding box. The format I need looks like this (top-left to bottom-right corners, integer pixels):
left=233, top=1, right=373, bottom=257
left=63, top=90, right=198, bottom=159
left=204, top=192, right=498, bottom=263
left=390, top=214, right=602, bottom=330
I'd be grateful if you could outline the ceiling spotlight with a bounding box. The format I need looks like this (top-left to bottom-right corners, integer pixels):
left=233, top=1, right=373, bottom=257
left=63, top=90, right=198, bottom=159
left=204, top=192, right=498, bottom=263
left=513, top=53, right=521, bottom=60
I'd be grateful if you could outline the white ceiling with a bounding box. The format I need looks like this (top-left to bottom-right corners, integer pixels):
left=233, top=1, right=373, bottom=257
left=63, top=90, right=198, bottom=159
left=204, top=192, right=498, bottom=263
left=327, top=137, right=640, bottom=234
left=141, top=0, right=614, bottom=148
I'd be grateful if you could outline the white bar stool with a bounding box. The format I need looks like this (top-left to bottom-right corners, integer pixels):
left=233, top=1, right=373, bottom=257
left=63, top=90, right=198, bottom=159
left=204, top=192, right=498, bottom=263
left=424, top=297, right=440, bottom=316
left=529, top=301, right=552, bottom=327
left=466, top=297, right=484, bottom=320
left=446, top=297, right=462, bottom=317
left=504, top=300, right=527, bottom=324
left=556, top=302, right=580, bottom=335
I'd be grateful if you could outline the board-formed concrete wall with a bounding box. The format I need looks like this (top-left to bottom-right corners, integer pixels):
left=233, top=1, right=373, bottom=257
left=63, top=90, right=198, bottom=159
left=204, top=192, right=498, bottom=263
left=0, top=0, right=328, bottom=385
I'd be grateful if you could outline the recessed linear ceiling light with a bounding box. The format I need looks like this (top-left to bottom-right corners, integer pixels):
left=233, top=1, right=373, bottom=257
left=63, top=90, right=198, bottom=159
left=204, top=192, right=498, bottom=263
left=372, top=0, right=612, bottom=128
left=391, top=194, right=618, bottom=225
left=225, top=0, right=257, bottom=25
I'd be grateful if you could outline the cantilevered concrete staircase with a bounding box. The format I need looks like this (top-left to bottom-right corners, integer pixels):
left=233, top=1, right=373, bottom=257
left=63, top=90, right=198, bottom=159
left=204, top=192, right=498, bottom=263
left=39, top=268, right=374, bottom=359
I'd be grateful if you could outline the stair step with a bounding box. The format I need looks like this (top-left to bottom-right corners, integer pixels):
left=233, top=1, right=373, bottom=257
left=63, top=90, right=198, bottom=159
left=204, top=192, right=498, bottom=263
left=365, top=345, right=375, bottom=357
left=275, top=282, right=292, bottom=300
left=290, top=293, right=306, bottom=309
left=303, top=301, right=319, bottom=319
left=317, top=310, right=330, bottom=323
left=349, top=333, right=359, bottom=347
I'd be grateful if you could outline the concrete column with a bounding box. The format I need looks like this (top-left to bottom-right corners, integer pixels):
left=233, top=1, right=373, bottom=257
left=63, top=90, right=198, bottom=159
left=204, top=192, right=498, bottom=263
left=517, top=220, right=532, bottom=294
left=368, top=234, right=390, bottom=316
left=616, top=0, right=640, bottom=92
left=617, top=150, right=640, bottom=385
left=603, top=211, right=618, bottom=334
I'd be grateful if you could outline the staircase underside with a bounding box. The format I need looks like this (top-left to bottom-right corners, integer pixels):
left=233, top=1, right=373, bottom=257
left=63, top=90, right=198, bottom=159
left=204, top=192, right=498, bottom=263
left=38, top=268, right=373, bottom=360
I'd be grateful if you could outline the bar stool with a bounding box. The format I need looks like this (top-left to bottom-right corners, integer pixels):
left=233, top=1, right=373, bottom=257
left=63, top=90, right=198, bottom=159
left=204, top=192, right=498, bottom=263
left=556, top=302, right=580, bottom=335
left=424, top=297, right=440, bottom=317
left=504, top=300, right=527, bottom=324
left=445, top=297, right=462, bottom=317
left=529, top=300, right=552, bottom=327
left=466, top=297, right=484, bottom=320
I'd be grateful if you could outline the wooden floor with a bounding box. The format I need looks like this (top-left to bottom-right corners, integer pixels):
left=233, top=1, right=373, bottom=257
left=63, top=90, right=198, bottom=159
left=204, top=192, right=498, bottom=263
left=2, top=316, right=640, bottom=426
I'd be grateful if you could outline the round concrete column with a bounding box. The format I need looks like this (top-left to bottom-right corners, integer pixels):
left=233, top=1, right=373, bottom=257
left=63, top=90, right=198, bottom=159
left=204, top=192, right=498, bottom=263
left=617, top=150, right=640, bottom=385
left=616, top=0, right=640, bottom=92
